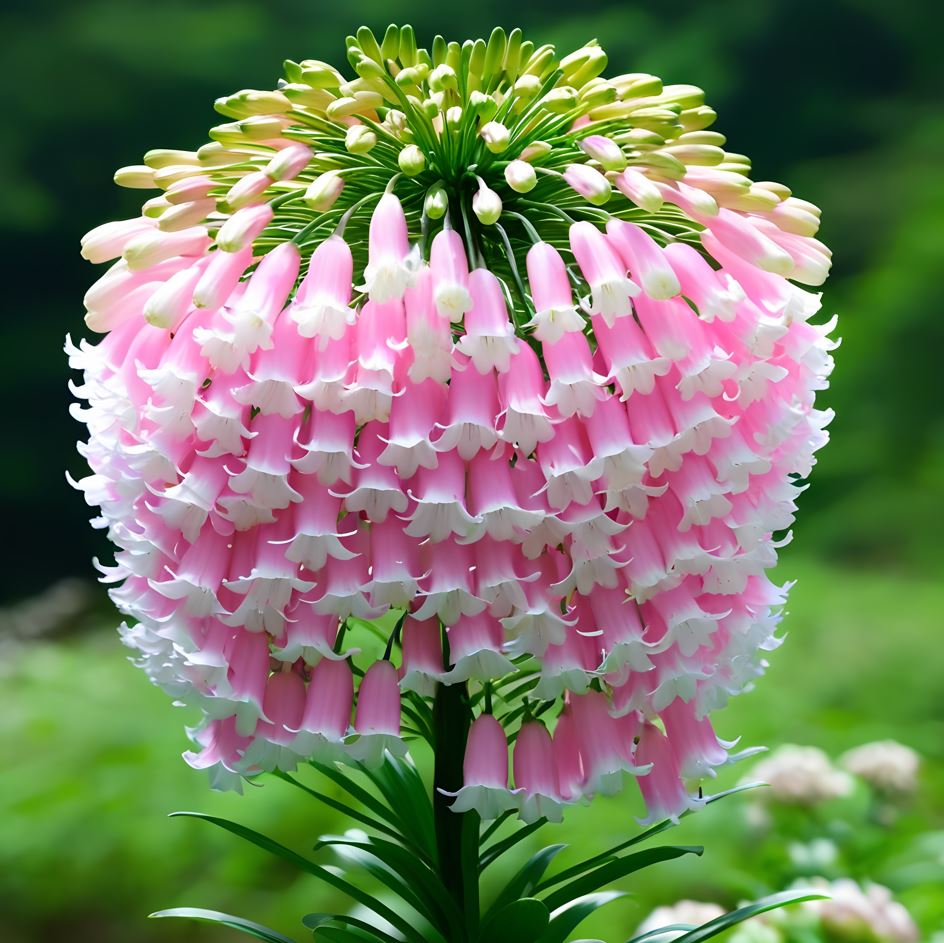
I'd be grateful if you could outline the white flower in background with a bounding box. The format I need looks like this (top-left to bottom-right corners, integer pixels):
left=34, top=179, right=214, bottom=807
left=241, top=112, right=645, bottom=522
left=745, top=745, right=853, bottom=805
left=840, top=740, right=920, bottom=796
left=799, top=878, right=920, bottom=943
left=636, top=900, right=725, bottom=941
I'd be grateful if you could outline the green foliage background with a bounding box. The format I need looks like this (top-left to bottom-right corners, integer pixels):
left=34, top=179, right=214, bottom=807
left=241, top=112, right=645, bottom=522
left=0, top=1, right=940, bottom=941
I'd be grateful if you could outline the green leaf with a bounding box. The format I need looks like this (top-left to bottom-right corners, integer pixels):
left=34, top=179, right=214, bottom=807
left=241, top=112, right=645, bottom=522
left=357, top=757, right=437, bottom=861
left=480, top=897, right=550, bottom=943
left=536, top=785, right=760, bottom=894
left=302, top=913, right=401, bottom=943
left=485, top=845, right=567, bottom=920
left=480, top=818, right=548, bottom=869
left=314, top=926, right=388, bottom=943
left=168, top=812, right=424, bottom=943
left=273, top=771, right=405, bottom=844
left=318, top=839, right=450, bottom=943
left=149, top=907, right=298, bottom=943
left=540, top=846, right=702, bottom=913
left=627, top=925, right=697, bottom=942
left=664, top=890, right=828, bottom=943
left=308, top=762, right=411, bottom=838
left=537, top=891, right=625, bottom=943
left=315, top=832, right=462, bottom=936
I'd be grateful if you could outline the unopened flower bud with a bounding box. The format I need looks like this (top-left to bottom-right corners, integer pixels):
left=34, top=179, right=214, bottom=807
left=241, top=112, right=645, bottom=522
left=398, top=144, right=426, bottom=176
left=216, top=204, right=273, bottom=252
left=564, top=163, right=611, bottom=205
left=614, top=168, right=663, bottom=213
left=541, top=86, right=578, bottom=113
left=504, top=160, right=537, bottom=193
left=445, top=106, right=463, bottom=132
left=216, top=89, right=291, bottom=118
left=299, top=59, right=344, bottom=89
left=429, top=64, right=457, bottom=93
left=265, top=143, right=312, bottom=181
left=239, top=115, right=290, bottom=141
left=480, top=121, right=511, bottom=154
left=579, top=135, right=626, bottom=171
left=472, top=184, right=502, bottom=225
left=345, top=125, right=377, bottom=155
left=157, top=199, right=216, bottom=232
left=520, top=141, right=551, bottom=163
left=469, top=90, right=498, bottom=121
left=305, top=171, right=345, bottom=211
left=513, top=74, right=542, bottom=102
left=224, top=171, right=272, bottom=211
left=114, top=166, right=156, bottom=189
left=424, top=184, right=449, bottom=220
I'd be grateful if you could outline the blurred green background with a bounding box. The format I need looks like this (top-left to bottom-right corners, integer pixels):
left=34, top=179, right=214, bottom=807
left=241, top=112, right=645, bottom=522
left=1, top=0, right=941, bottom=941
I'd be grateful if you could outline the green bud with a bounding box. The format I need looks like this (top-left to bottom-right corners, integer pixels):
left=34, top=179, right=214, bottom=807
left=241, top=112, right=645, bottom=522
left=660, top=83, right=705, bottom=109
left=519, top=141, right=552, bottom=162
left=398, top=144, right=426, bottom=176
left=395, top=64, right=429, bottom=88
left=578, top=80, right=617, bottom=109
left=472, top=184, right=502, bottom=225
left=677, top=130, right=727, bottom=147
left=612, top=73, right=663, bottom=100
left=424, top=183, right=449, bottom=219
left=283, top=59, right=303, bottom=83
left=445, top=106, right=463, bottom=132
left=215, top=89, right=291, bottom=118
left=305, top=171, right=344, bottom=211
left=114, top=165, right=156, bottom=189
left=380, top=23, right=400, bottom=61
left=522, top=43, right=557, bottom=78
left=345, top=125, right=377, bottom=154
left=157, top=199, right=213, bottom=232
left=196, top=142, right=243, bottom=168
left=353, top=57, right=388, bottom=84
left=483, top=28, right=507, bottom=84
left=504, top=159, right=537, bottom=193
left=281, top=83, right=336, bottom=112
left=566, top=46, right=608, bottom=87
left=513, top=74, right=542, bottom=102
left=541, top=86, right=578, bottom=113
left=384, top=109, right=409, bottom=136
left=469, top=90, right=498, bottom=121
left=144, top=149, right=200, bottom=169
left=239, top=115, right=288, bottom=140
left=399, top=25, right=417, bottom=66
left=480, top=121, right=511, bottom=154
left=299, top=60, right=344, bottom=89
left=429, top=64, right=457, bottom=93
left=469, top=38, right=487, bottom=80
left=662, top=143, right=726, bottom=166
left=142, top=195, right=171, bottom=218
left=679, top=105, right=718, bottom=132
left=355, top=26, right=383, bottom=63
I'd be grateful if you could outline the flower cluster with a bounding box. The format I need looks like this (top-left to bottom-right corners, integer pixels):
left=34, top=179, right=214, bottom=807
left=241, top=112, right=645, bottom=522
left=70, top=26, right=834, bottom=820
left=744, top=746, right=853, bottom=806
left=840, top=740, right=920, bottom=796
left=637, top=882, right=920, bottom=943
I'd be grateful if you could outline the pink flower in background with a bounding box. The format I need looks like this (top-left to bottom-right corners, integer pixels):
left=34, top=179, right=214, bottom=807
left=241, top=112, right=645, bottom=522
left=70, top=27, right=835, bottom=822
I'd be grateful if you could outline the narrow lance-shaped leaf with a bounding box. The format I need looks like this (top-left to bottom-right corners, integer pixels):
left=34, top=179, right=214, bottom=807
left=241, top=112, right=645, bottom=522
left=149, top=907, right=298, bottom=943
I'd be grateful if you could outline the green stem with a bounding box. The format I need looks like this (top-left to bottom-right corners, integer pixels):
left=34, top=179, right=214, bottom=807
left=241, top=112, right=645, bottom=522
left=432, top=679, right=472, bottom=919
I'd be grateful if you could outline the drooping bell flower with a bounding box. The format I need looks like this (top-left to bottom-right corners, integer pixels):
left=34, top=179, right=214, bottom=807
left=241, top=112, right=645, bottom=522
left=441, top=714, right=519, bottom=818
left=71, top=27, right=835, bottom=825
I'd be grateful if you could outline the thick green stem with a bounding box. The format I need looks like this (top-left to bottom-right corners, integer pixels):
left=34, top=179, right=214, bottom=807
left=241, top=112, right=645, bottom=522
left=432, top=679, right=472, bottom=913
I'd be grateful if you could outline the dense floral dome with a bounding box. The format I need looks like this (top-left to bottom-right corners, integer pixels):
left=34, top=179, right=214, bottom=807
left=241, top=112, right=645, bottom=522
left=70, top=25, right=835, bottom=822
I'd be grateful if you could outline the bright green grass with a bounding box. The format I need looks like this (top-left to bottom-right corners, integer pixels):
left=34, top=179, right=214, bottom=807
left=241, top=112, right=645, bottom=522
left=2, top=555, right=942, bottom=942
